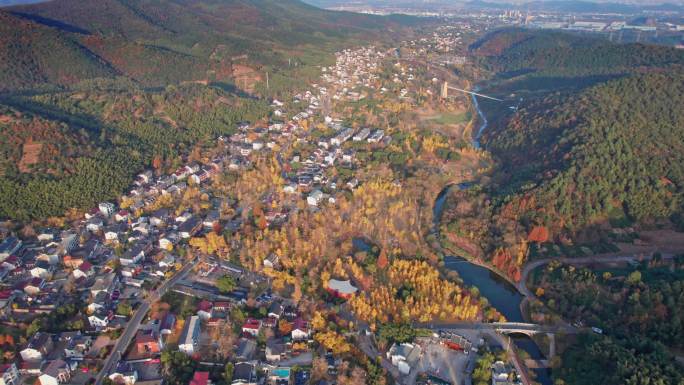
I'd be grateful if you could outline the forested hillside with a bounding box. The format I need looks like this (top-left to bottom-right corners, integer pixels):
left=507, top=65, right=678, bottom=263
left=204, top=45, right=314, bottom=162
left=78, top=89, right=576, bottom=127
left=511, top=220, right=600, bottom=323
left=0, top=11, right=116, bottom=91
left=441, top=30, right=684, bottom=282
left=0, top=0, right=416, bottom=91
left=484, top=72, right=684, bottom=234
left=471, top=28, right=684, bottom=78
left=0, top=82, right=268, bottom=220
left=0, top=0, right=420, bottom=221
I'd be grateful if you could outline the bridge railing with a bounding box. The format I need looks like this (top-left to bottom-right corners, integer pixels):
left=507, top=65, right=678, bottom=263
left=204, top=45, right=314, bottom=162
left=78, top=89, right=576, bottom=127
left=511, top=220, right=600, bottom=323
left=491, top=322, right=539, bottom=328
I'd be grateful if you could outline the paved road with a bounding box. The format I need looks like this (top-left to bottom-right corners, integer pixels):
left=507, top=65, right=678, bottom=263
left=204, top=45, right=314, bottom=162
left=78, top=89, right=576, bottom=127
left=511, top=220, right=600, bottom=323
left=94, top=259, right=198, bottom=385
left=416, top=321, right=578, bottom=335
left=518, top=252, right=678, bottom=303
left=358, top=333, right=404, bottom=384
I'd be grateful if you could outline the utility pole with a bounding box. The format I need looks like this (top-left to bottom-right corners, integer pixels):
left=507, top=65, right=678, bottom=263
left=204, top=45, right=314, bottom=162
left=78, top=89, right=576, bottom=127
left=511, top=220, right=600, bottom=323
left=440, top=81, right=448, bottom=99
left=266, top=71, right=269, bottom=90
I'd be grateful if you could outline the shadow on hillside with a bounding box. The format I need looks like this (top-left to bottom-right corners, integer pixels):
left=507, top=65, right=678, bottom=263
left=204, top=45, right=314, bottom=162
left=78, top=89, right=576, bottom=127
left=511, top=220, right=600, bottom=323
left=11, top=12, right=90, bottom=34
left=210, top=82, right=257, bottom=100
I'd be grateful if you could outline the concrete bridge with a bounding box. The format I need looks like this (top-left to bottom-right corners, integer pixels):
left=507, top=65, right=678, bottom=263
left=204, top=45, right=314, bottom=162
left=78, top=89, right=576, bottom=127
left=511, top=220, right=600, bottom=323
left=416, top=321, right=580, bottom=360
left=418, top=321, right=579, bottom=336
left=489, top=322, right=578, bottom=336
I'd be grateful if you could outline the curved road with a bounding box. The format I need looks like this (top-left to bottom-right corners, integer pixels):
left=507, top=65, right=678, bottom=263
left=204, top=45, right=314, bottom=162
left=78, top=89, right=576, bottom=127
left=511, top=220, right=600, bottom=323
left=517, top=252, right=678, bottom=303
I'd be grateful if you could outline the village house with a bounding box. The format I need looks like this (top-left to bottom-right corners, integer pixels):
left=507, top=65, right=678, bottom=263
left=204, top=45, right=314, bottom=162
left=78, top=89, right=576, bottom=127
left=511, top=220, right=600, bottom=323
left=178, top=315, right=201, bottom=355
left=326, top=279, right=358, bottom=299
left=157, top=311, right=177, bottom=335
left=265, top=339, right=287, bottom=363
left=387, top=342, right=422, bottom=375
left=120, top=242, right=151, bottom=266
left=20, top=332, right=53, bottom=363
left=90, top=272, right=117, bottom=297
left=232, top=362, right=256, bottom=385
left=267, top=302, right=284, bottom=319
left=109, top=363, right=138, bottom=385
left=241, top=318, right=261, bottom=337
left=291, top=318, right=311, bottom=341
left=235, top=338, right=257, bottom=361
left=88, top=307, right=114, bottom=330
left=0, top=237, right=21, bottom=262
left=135, top=329, right=163, bottom=356
left=38, top=359, right=71, bottom=385
left=62, top=332, right=92, bottom=361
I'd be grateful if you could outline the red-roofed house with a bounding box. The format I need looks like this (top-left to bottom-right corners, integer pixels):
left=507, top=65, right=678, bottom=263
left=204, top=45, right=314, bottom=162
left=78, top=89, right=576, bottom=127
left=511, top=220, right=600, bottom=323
left=135, top=330, right=162, bottom=355
left=115, top=211, right=130, bottom=222
left=242, top=319, right=262, bottom=337
left=326, top=279, right=358, bottom=299
left=73, top=262, right=95, bottom=279
left=291, top=318, right=311, bottom=341
left=62, top=255, right=84, bottom=269
left=189, top=371, right=211, bottom=385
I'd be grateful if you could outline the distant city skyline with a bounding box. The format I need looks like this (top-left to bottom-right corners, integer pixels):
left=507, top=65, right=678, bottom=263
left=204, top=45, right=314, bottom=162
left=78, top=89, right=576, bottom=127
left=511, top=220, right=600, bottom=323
left=305, top=0, right=684, bottom=8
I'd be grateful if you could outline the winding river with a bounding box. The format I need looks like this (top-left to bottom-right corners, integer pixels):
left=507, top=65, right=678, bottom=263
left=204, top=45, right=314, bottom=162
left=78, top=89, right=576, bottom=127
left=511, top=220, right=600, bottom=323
left=434, top=92, right=552, bottom=385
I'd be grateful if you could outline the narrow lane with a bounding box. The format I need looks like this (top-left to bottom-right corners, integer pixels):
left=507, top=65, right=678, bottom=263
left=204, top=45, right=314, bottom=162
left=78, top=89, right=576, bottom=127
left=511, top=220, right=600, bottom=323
left=94, top=259, right=198, bottom=385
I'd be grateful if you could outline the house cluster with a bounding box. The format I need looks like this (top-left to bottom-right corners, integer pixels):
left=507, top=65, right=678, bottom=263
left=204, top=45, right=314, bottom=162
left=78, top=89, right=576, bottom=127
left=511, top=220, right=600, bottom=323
left=0, top=231, right=122, bottom=326
left=17, top=331, right=94, bottom=385
left=93, top=277, right=316, bottom=385
left=0, top=150, right=247, bottom=382
left=404, top=27, right=464, bottom=54
left=320, top=46, right=384, bottom=101
left=151, top=293, right=315, bottom=385
left=279, top=47, right=394, bottom=209
left=286, top=121, right=387, bottom=209
left=123, top=156, right=225, bottom=216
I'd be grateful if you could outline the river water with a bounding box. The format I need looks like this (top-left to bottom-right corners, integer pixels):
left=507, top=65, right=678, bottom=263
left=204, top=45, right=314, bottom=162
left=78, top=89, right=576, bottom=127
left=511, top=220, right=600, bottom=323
left=434, top=92, right=552, bottom=385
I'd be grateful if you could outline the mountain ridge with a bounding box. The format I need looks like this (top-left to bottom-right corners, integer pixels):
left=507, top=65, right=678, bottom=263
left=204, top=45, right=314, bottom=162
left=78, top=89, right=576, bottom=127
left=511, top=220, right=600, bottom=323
left=0, top=0, right=418, bottom=92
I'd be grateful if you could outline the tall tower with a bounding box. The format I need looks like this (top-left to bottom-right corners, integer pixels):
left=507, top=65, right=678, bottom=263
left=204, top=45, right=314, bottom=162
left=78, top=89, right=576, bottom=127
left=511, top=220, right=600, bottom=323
left=440, top=81, right=448, bottom=99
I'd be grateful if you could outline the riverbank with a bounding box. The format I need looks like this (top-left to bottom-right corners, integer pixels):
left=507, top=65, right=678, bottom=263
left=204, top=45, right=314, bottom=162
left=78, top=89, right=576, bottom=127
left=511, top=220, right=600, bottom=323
left=430, top=87, right=553, bottom=385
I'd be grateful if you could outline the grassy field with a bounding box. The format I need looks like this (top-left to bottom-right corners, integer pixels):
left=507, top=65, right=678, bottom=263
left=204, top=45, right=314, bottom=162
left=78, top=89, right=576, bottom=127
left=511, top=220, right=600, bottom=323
left=427, top=111, right=472, bottom=125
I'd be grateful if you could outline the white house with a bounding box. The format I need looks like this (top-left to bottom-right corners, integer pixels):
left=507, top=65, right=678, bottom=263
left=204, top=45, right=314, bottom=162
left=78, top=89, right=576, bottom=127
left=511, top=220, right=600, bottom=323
left=307, top=190, right=324, bottom=206
left=387, top=343, right=421, bottom=375
left=104, top=231, right=119, bottom=243
left=291, top=319, right=311, bottom=341
left=20, top=332, right=53, bottom=363
left=88, top=309, right=112, bottom=330
left=178, top=316, right=201, bottom=355
left=30, top=266, right=50, bottom=279
left=38, top=360, right=71, bottom=385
